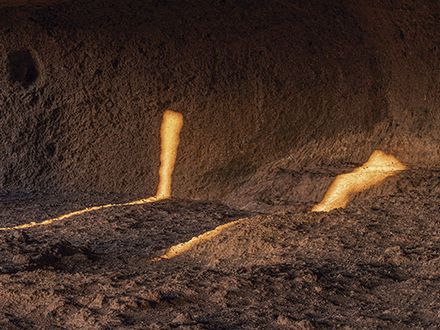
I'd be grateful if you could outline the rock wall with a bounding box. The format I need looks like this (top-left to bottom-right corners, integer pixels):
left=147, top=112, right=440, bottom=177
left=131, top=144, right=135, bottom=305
left=0, top=0, right=439, bottom=201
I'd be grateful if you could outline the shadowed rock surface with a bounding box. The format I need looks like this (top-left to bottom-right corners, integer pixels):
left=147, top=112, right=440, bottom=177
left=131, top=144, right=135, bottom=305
left=1, top=0, right=439, bottom=204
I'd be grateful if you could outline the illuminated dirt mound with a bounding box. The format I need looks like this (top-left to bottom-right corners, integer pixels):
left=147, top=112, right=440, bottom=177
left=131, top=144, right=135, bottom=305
left=1, top=0, right=440, bottom=204
left=163, top=171, right=440, bottom=271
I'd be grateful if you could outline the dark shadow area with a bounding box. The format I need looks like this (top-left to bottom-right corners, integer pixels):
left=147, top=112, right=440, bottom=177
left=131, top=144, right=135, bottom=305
left=7, top=50, right=39, bottom=88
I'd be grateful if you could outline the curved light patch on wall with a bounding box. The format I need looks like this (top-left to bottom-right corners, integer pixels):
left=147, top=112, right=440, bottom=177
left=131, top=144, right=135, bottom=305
left=0, top=110, right=184, bottom=231
left=312, top=150, right=407, bottom=213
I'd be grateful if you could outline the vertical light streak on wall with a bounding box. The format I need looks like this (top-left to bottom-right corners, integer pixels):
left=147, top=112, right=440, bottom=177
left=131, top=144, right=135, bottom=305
left=312, top=150, right=407, bottom=212
left=155, top=110, right=184, bottom=199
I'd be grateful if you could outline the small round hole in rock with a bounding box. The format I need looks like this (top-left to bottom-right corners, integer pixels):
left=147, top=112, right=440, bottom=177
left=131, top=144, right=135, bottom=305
left=46, top=143, right=56, bottom=157
left=7, top=50, right=39, bottom=88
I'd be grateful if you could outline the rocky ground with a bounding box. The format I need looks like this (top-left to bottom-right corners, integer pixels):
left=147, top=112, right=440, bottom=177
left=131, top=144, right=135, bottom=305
left=0, top=170, right=439, bottom=329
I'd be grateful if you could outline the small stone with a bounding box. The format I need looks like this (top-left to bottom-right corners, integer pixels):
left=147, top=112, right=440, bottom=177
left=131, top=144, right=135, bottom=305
left=276, top=316, right=314, bottom=329
left=89, top=294, right=105, bottom=309
left=294, top=320, right=315, bottom=330
left=12, top=254, right=28, bottom=265
left=385, top=246, right=402, bottom=255
left=171, top=312, right=192, bottom=325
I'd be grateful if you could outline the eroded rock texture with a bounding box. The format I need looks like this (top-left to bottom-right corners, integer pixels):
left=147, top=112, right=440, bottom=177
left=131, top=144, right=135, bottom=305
left=0, top=0, right=439, bottom=203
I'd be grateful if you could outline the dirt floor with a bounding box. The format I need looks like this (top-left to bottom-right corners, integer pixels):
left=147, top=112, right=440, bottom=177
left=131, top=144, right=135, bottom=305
left=0, top=168, right=438, bottom=329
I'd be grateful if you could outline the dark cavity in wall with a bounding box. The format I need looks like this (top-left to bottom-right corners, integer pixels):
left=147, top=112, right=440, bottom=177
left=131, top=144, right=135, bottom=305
left=7, top=50, right=39, bottom=88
